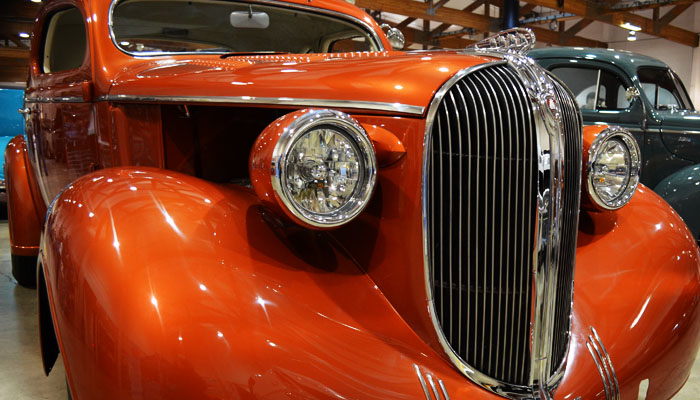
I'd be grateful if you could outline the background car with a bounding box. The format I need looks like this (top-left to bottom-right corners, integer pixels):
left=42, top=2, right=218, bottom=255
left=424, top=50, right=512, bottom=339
left=6, top=1, right=700, bottom=399
left=0, top=84, right=25, bottom=215
left=530, top=47, right=700, bottom=243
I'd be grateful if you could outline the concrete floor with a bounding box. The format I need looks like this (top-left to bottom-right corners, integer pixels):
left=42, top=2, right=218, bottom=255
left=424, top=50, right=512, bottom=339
left=0, top=221, right=67, bottom=400
left=0, top=220, right=698, bottom=399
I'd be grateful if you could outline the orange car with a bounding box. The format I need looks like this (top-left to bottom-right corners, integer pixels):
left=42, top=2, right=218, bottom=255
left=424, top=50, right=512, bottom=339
left=6, top=0, right=700, bottom=399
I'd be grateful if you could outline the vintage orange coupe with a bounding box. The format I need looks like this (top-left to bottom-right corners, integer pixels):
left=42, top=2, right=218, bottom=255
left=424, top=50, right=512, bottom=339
left=6, top=0, right=700, bottom=399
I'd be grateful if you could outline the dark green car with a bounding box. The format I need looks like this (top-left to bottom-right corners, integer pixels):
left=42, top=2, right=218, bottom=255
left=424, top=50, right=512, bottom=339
left=531, top=47, right=700, bottom=242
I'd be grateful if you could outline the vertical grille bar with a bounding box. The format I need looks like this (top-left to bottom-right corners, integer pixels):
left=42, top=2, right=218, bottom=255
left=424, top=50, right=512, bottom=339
left=483, top=68, right=514, bottom=380
left=427, top=64, right=537, bottom=386
left=549, top=79, right=582, bottom=375
left=506, top=65, right=536, bottom=386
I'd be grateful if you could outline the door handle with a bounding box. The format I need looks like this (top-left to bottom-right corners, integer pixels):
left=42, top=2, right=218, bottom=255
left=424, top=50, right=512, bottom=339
left=18, top=107, right=32, bottom=115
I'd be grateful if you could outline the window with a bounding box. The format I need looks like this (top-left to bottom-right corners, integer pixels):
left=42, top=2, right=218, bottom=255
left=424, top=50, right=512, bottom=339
left=111, top=0, right=379, bottom=55
left=42, top=7, right=87, bottom=73
left=638, top=67, right=694, bottom=111
left=551, top=66, right=632, bottom=111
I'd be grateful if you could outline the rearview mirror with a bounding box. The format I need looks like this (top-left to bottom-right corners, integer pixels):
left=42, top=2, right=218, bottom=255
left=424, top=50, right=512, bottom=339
left=230, top=7, right=269, bottom=29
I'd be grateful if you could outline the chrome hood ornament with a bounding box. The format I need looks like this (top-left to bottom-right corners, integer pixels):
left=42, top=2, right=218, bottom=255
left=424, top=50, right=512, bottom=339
left=467, top=28, right=536, bottom=56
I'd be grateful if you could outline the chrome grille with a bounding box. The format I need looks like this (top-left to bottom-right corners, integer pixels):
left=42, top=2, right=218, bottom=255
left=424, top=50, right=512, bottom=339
left=549, top=78, right=582, bottom=376
left=426, top=64, right=537, bottom=385
left=424, top=62, right=582, bottom=392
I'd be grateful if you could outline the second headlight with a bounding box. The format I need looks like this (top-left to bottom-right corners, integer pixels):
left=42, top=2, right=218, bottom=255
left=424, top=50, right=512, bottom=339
left=250, top=109, right=377, bottom=228
left=586, top=126, right=641, bottom=210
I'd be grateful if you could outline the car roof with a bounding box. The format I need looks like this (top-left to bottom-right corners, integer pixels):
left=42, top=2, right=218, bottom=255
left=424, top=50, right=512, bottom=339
left=529, top=47, right=669, bottom=77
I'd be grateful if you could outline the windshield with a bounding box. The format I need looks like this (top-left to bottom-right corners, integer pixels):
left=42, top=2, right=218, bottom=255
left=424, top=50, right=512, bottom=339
left=111, top=0, right=381, bottom=55
left=638, top=67, right=695, bottom=111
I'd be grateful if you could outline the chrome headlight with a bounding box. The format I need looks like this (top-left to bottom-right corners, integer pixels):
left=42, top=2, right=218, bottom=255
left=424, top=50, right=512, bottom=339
left=250, top=109, right=377, bottom=228
left=586, top=126, right=641, bottom=210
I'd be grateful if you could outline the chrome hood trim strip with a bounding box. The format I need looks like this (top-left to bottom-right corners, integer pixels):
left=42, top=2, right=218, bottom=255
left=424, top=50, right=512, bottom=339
left=585, top=326, right=620, bottom=400
left=96, top=94, right=425, bottom=115
left=414, top=364, right=450, bottom=400
left=25, top=97, right=84, bottom=103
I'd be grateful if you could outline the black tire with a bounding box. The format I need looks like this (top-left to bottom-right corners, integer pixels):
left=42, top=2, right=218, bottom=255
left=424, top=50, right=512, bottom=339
left=66, top=378, right=72, bottom=400
left=12, top=254, right=37, bottom=288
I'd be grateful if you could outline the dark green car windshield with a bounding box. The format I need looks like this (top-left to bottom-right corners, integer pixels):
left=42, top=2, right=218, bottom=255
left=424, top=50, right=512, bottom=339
left=638, top=67, right=695, bottom=111
left=111, top=0, right=380, bottom=55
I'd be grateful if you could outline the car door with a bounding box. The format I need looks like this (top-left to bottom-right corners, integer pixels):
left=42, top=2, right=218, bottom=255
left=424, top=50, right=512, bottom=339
left=26, top=3, right=98, bottom=205
left=637, top=67, right=700, bottom=164
left=544, top=61, right=667, bottom=187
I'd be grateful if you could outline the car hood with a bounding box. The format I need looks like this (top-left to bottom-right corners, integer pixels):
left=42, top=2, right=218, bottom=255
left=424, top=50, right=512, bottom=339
left=107, top=52, right=499, bottom=116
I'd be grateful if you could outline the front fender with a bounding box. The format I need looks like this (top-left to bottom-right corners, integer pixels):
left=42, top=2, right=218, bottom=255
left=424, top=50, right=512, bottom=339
left=41, top=167, right=503, bottom=400
left=4, top=134, right=46, bottom=256
left=653, top=163, right=700, bottom=241
left=557, top=185, right=700, bottom=399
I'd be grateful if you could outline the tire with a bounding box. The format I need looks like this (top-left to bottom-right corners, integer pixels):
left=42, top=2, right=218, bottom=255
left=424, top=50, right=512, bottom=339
left=12, top=254, right=37, bottom=288
left=66, top=378, right=72, bottom=400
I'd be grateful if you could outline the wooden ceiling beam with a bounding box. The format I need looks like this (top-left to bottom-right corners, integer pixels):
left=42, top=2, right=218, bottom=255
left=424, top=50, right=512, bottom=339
left=383, top=20, right=477, bottom=49
left=520, top=0, right=699, bottom=46
left=360, top=0, right=605, bottom=48
left=0, top=20, right=34, bottom=35
left=355, top=0, right=497, bottom=32
left=360, top=15, right=462, bottom=49
left=521, top=14, right=581, bottom=27
left=560, top=18, right=594, bottom=43
left=427, top=0, right=451, bottom=14
left=529, top=26, right=607, bottom=47
left=656, top=4, right=692, bottom=30
left=0, top=66, right=28, bottom=83
left=520, top=4, right=537, bottom=15
left=431, top=0, right=487, bottom=37
left=466, top=0, right=488, bottom=13
left=604, top=0, right=698, bottom=13
left=0, top=48, right=30, bottom=60
left=0, top=35, right=28, bottom=49
left=396, top=17, right=417, bottom=29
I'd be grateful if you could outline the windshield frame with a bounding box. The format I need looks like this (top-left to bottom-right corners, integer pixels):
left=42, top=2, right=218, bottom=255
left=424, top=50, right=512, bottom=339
left=108, top=0, right=385, bottom=57
left=669, top=69, right=695, bottom=111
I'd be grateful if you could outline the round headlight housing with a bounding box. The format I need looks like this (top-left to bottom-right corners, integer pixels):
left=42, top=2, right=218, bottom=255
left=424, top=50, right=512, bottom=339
left=587, top=126, right=641, bottom=210
left=251, top=109, right=377, bottom=228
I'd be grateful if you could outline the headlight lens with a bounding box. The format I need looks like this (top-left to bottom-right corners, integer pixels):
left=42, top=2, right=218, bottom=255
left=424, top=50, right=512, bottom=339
left=264, top=109, right=376, bottom=228
left=284, top=127, right=363, bottom=215
left=587, top=126, right=641, bottom=210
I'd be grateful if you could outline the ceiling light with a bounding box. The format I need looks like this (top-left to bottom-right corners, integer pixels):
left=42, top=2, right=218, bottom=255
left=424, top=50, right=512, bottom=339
left=627, top=31, right=637, bottom=41
left=18, top=32, right=30, bottom=38
left=30, top=0, right=42, bottom=3
left=620, top=22, right=642, bottom=31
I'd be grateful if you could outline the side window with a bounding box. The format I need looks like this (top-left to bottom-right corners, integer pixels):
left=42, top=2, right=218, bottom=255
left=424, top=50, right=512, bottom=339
left=42, top=7, right=87, bottom=73
left=551, top=67, right=599, bottom=110
left=598, top=70, right=631, bottom=110
left=551, top=66, right=632, bottom=111
left=637, top=67, right=693, bottom=110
